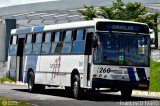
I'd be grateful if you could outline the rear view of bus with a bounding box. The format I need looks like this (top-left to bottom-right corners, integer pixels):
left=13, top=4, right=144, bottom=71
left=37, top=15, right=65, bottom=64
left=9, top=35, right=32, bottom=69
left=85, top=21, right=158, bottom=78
left=91, top=20, right=150, bottom=98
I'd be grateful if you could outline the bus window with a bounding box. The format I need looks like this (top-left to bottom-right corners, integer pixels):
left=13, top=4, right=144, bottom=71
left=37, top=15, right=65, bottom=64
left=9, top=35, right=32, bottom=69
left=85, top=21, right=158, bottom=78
left=32, top=44, right=41, bottom=54
left=35, top=33, right=43, bottom=43
left=50, top=43, right=57, bottom=54
left=61, top=30, right=72, bottom=53
left=71, top=29, right=85, bottom=53
left=45, top=32, right=51, bottom=42
left=26, top=34, right=32, bottom=44
left=24, top=45, right=32, bottom=54
left=10, top=45, right=17, bottom=55
left=63, top=30, right=72, bottom=41
left=76, top=29, right=85, bottom=40
left=24, top=34, right=32, bottom=55
left=50, top=31, right=61, bottom=54
left=61, top=42, right=72, bottom=53
left=71, top=41, right=85, bottom=53
left=55, top=43, right=62, bottom=53
left=54, top=32, right=60, bottom=42
left=41, top=43, right=51, bottom=54
left=41, top=32, right=51, bottom=54
left=32, top=33, right=42, bottom=54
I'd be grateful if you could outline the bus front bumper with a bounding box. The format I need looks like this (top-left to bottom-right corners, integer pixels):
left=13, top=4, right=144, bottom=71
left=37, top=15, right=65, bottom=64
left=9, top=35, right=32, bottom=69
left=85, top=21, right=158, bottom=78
left=92, top=78, right=149, bottom=90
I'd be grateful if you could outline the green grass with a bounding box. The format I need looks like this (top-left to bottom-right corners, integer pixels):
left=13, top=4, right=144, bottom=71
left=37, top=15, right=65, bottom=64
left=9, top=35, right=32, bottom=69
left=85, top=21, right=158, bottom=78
left=0, top=97, right=29, bottom=106
left=0, top=77, right=14, bottom=83
left=149, top=59, right=160, bottom=92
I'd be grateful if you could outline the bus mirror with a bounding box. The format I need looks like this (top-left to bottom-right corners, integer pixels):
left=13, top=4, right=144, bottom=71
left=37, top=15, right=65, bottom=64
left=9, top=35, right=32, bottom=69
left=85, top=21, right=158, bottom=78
left=92, top=39, right=98, bottom=48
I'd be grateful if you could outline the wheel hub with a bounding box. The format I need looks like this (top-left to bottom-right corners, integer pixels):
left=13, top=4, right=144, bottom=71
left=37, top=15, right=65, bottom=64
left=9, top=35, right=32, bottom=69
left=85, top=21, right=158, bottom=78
left=73, top=82, right=78, bottom=96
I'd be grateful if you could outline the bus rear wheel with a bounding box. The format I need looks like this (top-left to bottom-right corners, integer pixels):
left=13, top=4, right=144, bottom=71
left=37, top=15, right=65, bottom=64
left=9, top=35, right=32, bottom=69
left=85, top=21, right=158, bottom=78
left=28, top=71, right=45, bottom=93
left=28, top=71, right=35, bottom=92
left=72, top=75, right=81, bottom=99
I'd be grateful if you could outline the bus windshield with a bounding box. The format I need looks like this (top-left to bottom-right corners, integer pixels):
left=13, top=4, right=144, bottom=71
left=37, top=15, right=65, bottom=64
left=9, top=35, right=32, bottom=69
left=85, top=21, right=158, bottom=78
left=93, top=32, right=149, bottom=67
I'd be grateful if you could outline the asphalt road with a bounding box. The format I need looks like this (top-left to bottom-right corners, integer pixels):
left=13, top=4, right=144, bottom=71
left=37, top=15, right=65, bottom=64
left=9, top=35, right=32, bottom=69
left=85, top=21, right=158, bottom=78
left=0, top=84, right=160, bottom=106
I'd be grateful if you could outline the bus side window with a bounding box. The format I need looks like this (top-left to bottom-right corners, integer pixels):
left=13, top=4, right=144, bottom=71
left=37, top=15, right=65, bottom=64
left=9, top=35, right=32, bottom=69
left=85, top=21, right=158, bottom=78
left=24, top=34, right=32, bottom=55
left=32, top=33, right=42, bottom=54
left=76, top=29, right=85, bottom=40
left=55, top=32, right=60, bottom=42
left=51, top=31, right=61, bottom=54
left=71, top=29, right=85, bottom=53
left=10, top=35, right=17, bottom=55
left=41, top=32, right=51, bottom=54
left=61, top=30, right=72, bottom=53
left=26, top=34, right=32, bottom=44
left=35, top=33, right=43, bottom=43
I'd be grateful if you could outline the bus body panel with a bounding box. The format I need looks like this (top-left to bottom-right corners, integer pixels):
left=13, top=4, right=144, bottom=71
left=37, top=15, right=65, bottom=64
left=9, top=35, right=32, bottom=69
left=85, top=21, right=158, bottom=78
left=7, top=56, right=11, bottom=71
left=23, top=56, right=39, bottom=82
left=91, top=65, right=150, bottom=90
left=38, top=55, right=88, bottom=87
left=23, top=55, right=89, bottom=87
left=7, top=56, right=17, bottom=80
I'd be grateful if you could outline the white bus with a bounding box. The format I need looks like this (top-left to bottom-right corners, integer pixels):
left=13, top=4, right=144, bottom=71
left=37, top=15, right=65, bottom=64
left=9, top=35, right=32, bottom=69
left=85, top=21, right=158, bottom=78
left=8, top=19, right=150, bottom=99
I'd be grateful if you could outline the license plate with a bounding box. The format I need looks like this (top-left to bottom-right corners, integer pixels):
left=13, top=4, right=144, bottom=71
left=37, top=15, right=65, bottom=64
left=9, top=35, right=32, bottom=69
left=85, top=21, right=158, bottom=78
left=97, top=67, right=111, bottom=79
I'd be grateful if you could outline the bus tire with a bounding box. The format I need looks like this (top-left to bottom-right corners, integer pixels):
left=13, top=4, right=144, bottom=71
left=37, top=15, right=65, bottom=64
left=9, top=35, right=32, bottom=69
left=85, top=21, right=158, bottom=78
left=28, top=71, right=45, bottom=93
left=121, top=89, right=132, bottom=99
left=28, top=71, right=36, bottom=92
left=72, top=75, right=81, bottom=99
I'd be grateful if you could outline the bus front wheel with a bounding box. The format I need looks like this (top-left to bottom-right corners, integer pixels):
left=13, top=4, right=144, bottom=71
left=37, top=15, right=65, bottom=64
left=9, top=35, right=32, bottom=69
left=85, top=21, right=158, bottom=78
left=72, top=75, right=81, bottom=99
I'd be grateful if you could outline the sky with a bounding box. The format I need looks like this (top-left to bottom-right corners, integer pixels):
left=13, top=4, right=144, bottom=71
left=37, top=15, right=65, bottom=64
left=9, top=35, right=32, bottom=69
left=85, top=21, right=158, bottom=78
left=0, top=0, right=58, bottom=7
left=1, top=0, right=160, bottom=7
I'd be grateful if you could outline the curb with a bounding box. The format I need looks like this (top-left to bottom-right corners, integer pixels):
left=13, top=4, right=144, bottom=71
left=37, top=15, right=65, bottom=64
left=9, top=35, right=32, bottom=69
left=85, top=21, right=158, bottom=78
left=132, top=91, right=160, bottom=97
left=1, top=81, right=27, bottom=86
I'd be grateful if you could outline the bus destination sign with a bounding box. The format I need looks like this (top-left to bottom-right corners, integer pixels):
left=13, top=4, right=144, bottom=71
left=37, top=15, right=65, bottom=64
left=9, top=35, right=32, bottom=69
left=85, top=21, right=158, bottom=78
left=111, top=25, right=138, bottom=31
left=96, top=22, right=149, bottom=34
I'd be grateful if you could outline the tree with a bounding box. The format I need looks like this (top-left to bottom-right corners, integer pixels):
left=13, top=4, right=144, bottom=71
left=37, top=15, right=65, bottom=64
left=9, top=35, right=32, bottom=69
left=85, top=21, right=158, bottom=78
left=77, top=5, right=97, bottom=20
left=78, top=0, right=159, bottom=48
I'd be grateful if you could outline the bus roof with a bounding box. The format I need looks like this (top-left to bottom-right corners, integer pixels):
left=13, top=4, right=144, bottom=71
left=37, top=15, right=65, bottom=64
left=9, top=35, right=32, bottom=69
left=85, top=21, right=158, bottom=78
left=11, top=19, right=148, bottom=35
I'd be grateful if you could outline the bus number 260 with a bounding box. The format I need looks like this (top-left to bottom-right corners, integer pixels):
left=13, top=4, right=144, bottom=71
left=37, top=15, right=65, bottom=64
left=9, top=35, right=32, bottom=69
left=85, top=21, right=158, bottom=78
left=99, top=68, right=111, bottom=73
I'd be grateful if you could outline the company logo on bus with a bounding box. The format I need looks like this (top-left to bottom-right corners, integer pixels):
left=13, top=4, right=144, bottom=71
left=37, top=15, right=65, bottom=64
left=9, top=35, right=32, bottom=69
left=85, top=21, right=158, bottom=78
left=50, top=56, right=61, bottom=79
